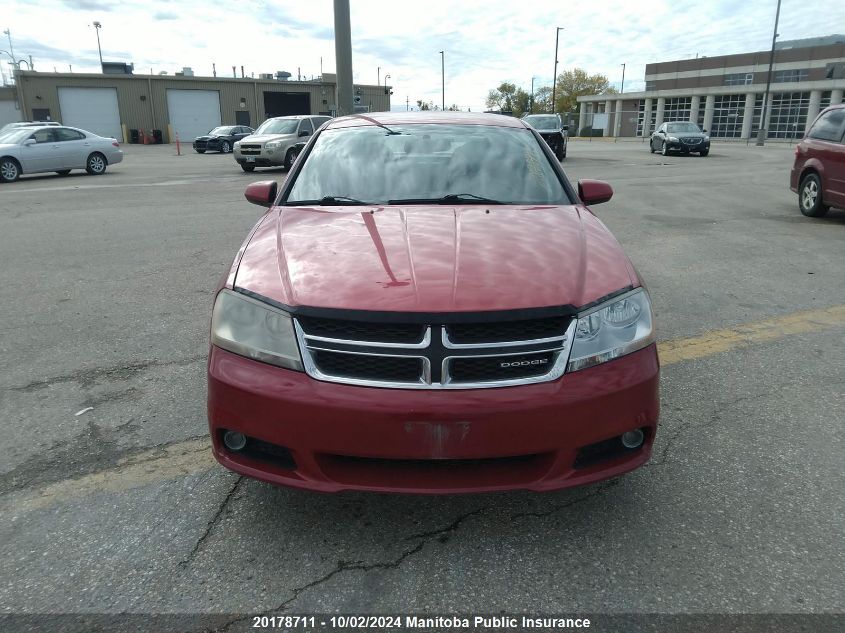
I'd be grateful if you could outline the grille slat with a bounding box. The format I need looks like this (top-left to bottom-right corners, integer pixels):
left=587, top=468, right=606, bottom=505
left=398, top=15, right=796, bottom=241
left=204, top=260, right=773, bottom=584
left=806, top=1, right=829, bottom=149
left=312, top=350, right=424, bottom=383
left=296, top=316, right=573, bottom=389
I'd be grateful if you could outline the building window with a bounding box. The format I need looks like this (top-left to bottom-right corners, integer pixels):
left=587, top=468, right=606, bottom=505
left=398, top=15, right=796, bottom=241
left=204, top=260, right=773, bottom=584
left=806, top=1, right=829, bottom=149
left=724, top=73, right=753, bottom=86
left=645, top=81, right=656, bottom=92
left=768, top=92, right=810, bottom=139
left=663, top=97, right=691, bottom=122
left=752, top=92, right=810, bottom=138
left=773, top=69, right=808, bottom=83
left=710, top=94, right=745, bottom=138
left=636, top=100, right=656, bottom=136
left=820, top=91, right=832, bottom=111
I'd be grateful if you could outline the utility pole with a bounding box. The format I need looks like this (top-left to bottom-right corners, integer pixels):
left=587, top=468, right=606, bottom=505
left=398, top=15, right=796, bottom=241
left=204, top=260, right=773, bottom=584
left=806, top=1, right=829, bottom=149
left=551, top=27, right=563, bottom=113
left=92, top=22, right=103, bottom=69
left=334, top=0, right=354, bottom=116
left=377, top=66, right=380, bottom=86
left=406, top=95, right=409, bottom=111
left=620, top=63, right=626, bottom=93
left=439, top=51, right=445, bottom=110
left=756, top=0, right=781, bottom=146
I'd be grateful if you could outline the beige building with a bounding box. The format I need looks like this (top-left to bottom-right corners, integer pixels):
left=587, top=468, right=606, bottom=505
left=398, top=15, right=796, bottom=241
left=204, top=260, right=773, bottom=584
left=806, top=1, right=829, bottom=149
left=577, top=35, right=845, bottom=139
left=7, top=70, right=390, bottom=142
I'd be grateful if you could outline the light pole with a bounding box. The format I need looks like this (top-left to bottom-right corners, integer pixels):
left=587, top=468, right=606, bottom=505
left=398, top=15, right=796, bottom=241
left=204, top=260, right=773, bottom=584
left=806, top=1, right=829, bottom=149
left=3, top=29, right=13, bottom=62
left=439, top=51, right=444, bottom=110
left=377, top=66, right=380, bottom=86
left=756, top=0, right=781, bottom=146
left=620, top=63, right=626, bottom=94
left=92, top=21, right=103, bottom=69
left=551, top=27, right=564, bottom=113
left=530, top=76, right=536, bottom=113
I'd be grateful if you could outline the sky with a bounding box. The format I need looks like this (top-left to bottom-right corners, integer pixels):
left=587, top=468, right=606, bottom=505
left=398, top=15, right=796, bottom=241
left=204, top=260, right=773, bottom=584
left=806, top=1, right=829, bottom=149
left=3, top=0, right=844, bottom=112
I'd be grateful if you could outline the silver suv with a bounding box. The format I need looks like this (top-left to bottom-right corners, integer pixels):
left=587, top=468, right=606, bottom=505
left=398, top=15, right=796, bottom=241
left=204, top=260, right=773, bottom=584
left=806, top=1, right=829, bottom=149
left=233, top=115, right=331, bottom=172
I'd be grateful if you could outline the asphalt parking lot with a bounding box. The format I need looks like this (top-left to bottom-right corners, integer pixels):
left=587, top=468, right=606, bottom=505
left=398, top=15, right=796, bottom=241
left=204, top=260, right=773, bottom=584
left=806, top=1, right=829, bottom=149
left=1, top=139, right=843, bottom=630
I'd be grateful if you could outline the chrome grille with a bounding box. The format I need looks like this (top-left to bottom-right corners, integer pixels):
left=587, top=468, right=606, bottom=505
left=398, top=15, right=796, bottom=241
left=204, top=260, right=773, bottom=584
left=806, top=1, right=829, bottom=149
left=239, top=144, right=262, bottom=155
left=681, top=137, right=701, bottom=145
left=295, top=316, right=575, bottom=389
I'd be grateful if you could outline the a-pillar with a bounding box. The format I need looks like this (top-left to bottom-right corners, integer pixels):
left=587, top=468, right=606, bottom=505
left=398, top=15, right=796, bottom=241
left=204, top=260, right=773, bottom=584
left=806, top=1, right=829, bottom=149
left=740, top=92, right=755, bottom=139
left=703, top=94, right=715, bottom=133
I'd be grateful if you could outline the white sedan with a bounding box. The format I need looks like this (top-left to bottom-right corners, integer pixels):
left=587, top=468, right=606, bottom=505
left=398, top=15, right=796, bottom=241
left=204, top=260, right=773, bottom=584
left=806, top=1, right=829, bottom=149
left=0, top=125, right=124, bottom=183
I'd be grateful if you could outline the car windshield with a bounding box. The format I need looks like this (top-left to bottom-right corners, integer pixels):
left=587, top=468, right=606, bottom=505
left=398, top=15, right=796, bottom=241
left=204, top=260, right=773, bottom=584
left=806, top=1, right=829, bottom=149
left=666, top=122, right=702, bottom=133
left=209, top=126, right=235, bottom=135
left=523, top=115, right=560, bottom=131
left=286, top=123, right=569, bottom=206
left=255, top=119, right=299, bottom=135
left=0, top=128, right=36, bottom=144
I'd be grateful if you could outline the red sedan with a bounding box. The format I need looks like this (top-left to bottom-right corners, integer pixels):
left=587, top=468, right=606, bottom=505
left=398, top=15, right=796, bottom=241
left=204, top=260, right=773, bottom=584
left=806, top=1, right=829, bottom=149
left=207, top=112, right=659, bottom=493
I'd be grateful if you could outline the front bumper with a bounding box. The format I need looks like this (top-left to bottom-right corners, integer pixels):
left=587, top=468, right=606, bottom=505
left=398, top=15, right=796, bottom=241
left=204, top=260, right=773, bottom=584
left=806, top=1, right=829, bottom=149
left=207, top=344, right=660, bottom=493
left=667, top=139, right=710, bottom=152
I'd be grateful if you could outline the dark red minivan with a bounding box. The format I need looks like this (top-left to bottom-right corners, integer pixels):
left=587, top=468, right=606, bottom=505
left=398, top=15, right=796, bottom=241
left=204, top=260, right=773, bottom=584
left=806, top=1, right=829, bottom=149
left=791, top=103, right=845, bottom=217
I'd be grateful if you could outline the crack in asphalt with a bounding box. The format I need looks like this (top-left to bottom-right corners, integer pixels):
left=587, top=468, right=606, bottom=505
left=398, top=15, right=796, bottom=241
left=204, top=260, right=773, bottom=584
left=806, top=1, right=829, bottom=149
left=6, top=354, right=206, bottom=392
left=509, top=479, right=621, bottom=520
left=201, top=483, right=626, bottom=632
left=180, top=476, right=244, bottom=568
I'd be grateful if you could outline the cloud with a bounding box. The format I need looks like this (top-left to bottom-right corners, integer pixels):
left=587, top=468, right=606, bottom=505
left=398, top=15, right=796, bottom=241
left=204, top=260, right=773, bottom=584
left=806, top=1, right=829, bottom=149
left=153, top=11, right=178, bottom=20
left=61, top=0, right=114, bottom=11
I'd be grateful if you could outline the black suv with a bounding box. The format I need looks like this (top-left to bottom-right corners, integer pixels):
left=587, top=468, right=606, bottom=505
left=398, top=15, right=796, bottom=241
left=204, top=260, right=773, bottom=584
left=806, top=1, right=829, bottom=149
left=522, top=114, right=568, bottom=160
left=650, top=122, right=710, bottom=156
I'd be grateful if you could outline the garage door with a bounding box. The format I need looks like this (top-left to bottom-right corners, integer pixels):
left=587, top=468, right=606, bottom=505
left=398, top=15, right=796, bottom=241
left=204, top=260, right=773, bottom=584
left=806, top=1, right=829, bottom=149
left=58, top=87, right=122, bottom=140
left=0, top=101, right=21, bottom=128
left=166, top=89, right=221, bottom=142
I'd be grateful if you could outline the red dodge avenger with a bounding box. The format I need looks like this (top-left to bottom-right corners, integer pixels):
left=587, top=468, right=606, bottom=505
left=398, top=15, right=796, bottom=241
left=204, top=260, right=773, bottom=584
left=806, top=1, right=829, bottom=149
left=207, top=112, right=659, bottom=493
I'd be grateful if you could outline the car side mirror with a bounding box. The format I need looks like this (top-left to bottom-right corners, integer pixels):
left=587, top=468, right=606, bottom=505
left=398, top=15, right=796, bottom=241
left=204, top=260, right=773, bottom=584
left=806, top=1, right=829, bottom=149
left=23, top=138, right=36, bottom=146
left=578, top=179, right=613, bottom=206
left=562, top=125, right=569, bottom=131
left=244, top=181, right=278, bottom=207
left=702, top=129, right=707, bottom=134
left=298, top=130, right=310, bottom=137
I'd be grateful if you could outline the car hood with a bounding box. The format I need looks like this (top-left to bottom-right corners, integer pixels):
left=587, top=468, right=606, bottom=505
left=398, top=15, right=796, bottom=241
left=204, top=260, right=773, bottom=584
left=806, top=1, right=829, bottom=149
left=233, top=205, right=638, bottom=313
left=666, top=131, right=707, bottom=138
left=195, top=135, right=220, bottom=141
left=239, top=133, right=296, bottom=144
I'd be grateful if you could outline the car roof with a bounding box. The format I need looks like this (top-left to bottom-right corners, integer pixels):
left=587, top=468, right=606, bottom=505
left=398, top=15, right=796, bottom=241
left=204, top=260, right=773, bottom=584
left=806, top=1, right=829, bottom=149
left=324, top=111, right=529, bottom=130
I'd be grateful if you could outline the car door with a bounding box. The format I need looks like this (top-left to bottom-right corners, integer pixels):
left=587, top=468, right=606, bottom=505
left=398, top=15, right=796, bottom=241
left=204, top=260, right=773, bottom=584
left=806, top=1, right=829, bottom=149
left=18, top=128, right=61, bottom=173
left=298, top=118, right=314, bottom=139
left=53, top=127, right=88, bottom=169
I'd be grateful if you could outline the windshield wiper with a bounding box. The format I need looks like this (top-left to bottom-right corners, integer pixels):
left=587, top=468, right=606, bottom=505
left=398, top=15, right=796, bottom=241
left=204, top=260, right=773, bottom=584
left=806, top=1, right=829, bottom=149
left=288, top=196, right=371, bottom=206
left=388, top=193, right=505, bottom=205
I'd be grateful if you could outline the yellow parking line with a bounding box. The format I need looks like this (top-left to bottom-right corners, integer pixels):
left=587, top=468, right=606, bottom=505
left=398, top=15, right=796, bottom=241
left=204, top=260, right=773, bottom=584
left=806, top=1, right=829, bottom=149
left=659, top=304, right=845, bottom=366
left=3, top=304, right=844, bottom=513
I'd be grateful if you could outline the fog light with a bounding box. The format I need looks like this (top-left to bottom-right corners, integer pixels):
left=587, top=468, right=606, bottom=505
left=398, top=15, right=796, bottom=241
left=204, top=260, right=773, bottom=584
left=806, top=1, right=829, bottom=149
left=223, top=430, right=247, bottom=451
left=621, top=429, right=645, bottom=449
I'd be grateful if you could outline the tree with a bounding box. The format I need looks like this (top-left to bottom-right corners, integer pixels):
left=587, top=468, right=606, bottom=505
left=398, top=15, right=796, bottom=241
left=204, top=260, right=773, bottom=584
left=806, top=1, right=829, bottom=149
left=416, top=99, right=437, bottom=111
left=531, top=86, right=553, bottom=113
left=553, top=68, right=613, bottom=114
left=485, top=82, right=531, bottom=117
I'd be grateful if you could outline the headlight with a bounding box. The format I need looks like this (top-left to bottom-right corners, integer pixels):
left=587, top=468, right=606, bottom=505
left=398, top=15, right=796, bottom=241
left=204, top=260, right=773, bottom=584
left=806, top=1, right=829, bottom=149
left=265, top=140, right=282, bottom=150
left=567, top=288, right=655, bottom=372
left=211, top=289, right=303, bottom=371
left=703, top=136, right=710, bottom=142
left=668, top=136, right=679, bottom=142
left=233, top=141, right=241, bottom=148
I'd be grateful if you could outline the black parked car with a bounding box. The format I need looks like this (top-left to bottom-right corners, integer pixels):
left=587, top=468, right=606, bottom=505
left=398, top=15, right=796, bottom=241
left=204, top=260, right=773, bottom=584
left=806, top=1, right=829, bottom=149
left=193, top=126, right=254, bottom=154
left=522, top=113, right=568, bottom=160
left=650, top=121, right=710, bottom=156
